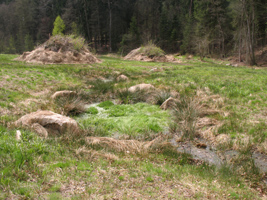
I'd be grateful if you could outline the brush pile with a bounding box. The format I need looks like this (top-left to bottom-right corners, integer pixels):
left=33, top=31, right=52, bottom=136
left=15, top=35, right=101, bottom=64
left=124, top=43, right=179, bottom=62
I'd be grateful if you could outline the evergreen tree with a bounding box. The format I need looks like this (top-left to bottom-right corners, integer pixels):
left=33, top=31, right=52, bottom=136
left=52, top=15, right=65, bottom=36
left=24, top=34, right=34, bottom=51
left=7, top=36, right=16, bottom=54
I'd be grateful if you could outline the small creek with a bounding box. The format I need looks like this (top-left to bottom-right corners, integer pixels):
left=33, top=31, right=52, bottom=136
left=171, top=139, right=267, bottom=175
left=82, top=103, right=267, bottom=180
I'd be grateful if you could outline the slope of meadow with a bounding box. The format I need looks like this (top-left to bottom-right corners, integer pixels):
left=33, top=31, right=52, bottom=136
left=0, top=54, right=266, bottom=199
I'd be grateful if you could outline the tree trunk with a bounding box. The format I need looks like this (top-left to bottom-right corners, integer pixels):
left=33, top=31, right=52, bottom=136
left=108, top=0, right=112, bottom=52
left=189, top=0, right=193, bottom=17
left=83, top=0, right=91, bottom=41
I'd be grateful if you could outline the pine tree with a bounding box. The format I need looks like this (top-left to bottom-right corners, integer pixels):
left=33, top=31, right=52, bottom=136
left=52, top=16, right=65, bottom=36
left=24, top=34, right=34, bottom=51
left=7, top=36, right=16, bottom=54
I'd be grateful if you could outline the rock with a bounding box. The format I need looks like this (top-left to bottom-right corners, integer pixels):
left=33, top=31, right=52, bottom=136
left=15, top=110, right=79, bottom=136
left=31, top=123, right=48, bottom=138
left=128, top=83, right=155, bottom=93
left=116, top=74, right=129, bottom=81
left=160, top=97, right=178, bottom=110
left=51, top=90, right=77, bottom=99
left=16, top=130, right=21, bottom=141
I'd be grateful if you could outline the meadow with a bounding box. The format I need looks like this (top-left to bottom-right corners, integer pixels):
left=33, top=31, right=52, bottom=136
left=0, top=54, right=267, bottom=199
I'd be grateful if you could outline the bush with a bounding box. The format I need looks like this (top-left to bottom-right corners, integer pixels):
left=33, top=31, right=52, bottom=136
left=44, top=35, right=87, bottom=52
left=138, top=42, right=165, bottom=58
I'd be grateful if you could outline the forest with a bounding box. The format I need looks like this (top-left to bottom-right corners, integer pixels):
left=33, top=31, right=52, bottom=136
left=0, top=0, right=267, bottom=65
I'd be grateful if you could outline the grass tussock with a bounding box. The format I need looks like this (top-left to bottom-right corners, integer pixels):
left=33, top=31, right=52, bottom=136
left=170, top=96, right=199, bottom=140
left=53, top=94, right=86, bottom=116
left=117, top=88, right=155, bottom=104
left=153, top=89, right=172, bottom=106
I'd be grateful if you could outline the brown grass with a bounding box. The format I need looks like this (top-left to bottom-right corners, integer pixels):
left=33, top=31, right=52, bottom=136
left=85, top=135, right=168, bottom=154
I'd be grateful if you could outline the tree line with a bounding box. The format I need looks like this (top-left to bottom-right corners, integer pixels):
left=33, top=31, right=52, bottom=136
left=0, top=0, right=266, bottom=65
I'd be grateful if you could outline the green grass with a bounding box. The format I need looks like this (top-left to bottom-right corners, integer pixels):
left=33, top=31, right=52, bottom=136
left=0, top=54, right=266, bottom=198
left=78, top=102, right=170, bottom=138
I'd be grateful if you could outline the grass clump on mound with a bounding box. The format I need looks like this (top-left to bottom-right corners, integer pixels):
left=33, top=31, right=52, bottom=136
left=138, top=42, right=165, bottom=57
left=44, top=35, right=86, bottom=52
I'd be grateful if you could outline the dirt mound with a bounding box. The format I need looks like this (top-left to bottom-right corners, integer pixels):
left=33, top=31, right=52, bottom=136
left=124, top=47, right=180, bottom=63
left=15, top=35, right=101, bottom=64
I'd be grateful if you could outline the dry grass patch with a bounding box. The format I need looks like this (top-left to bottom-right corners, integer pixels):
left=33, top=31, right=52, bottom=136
left=85, top=135, right=168, bottom=154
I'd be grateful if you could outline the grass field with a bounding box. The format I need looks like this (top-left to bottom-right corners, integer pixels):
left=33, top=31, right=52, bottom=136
left=0, top=54, right=267, bottom=199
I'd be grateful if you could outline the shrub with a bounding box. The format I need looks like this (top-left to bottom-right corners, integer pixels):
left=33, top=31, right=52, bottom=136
left=44, top=35, right=87, bottom=52
left=69, top=35, right=86, bottom=51
left=138, top=42, right=165, bottom=58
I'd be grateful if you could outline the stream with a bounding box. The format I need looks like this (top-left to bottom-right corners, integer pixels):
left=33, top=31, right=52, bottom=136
left=172, top=139, right=267, bottom=175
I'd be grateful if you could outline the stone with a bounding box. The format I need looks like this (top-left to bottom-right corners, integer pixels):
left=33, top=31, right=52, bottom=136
left=15, top=110, right=79, bottom=136
left=31, top=123, right=48, bottom=138
left=128, top=83, right=155, bottom=93
left=51, top=90, right=77, bottom=99
left=116, top=74, right=129, bottom=81
left=16, top=130, right=21, bottom=141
